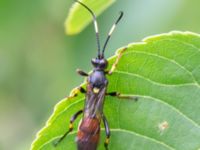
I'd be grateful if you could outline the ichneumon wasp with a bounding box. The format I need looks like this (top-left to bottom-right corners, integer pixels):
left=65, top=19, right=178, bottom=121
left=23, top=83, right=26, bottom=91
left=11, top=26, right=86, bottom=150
left=54, top=1, right=138, bottom=150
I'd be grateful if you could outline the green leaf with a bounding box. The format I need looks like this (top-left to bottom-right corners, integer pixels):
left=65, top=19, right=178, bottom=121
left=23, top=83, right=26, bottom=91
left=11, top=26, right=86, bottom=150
left=65, top=0, right=115, bottom=35
left=31, top=31, right=200, bottom=150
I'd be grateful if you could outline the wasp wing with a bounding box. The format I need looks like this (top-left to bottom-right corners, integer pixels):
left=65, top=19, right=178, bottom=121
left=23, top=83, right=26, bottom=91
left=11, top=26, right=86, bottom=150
left=77, top=86, right=107, bottom=150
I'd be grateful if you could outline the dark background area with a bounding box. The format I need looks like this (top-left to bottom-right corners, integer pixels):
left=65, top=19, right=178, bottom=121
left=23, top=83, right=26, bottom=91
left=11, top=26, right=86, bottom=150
left=0, top=0, right=200, bottom=149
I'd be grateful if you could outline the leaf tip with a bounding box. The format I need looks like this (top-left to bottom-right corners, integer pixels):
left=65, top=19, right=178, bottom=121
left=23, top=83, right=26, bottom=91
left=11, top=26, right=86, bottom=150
left=64, top=0, right=116, bottom=35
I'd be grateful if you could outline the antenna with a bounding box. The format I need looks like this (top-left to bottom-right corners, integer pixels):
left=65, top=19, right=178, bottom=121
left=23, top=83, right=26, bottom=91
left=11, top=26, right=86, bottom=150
left=76, top=1, right=101, bottom=58
left=102, top=11, right=123, bottom=56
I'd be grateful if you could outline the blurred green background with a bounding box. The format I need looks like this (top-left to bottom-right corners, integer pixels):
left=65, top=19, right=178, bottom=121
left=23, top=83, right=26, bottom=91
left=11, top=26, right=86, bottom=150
left=0, top=0, right=200, bottom=149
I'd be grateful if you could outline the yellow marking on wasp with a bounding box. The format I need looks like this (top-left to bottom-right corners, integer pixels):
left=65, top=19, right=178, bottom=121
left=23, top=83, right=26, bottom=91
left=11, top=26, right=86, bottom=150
left=69, top=87, right=79, bottom=97
left=69, top=123, right=73, bottom=129
left=94, top=21, right=98, bottom=33
left=105, top=138, right=110, bottom=144
left=108, top=24, right=116, bottom=35
left=93, top=87, right=100, bottom=93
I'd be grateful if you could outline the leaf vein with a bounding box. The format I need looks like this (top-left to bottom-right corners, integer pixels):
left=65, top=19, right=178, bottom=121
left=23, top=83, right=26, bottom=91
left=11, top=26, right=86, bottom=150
left=123, top=50, right=199, bottom=86
left=114, top=71, right=200, bottom=128
left=111, top=128, right=176, bottom=150
left=114, top=70, right=199, bottom=88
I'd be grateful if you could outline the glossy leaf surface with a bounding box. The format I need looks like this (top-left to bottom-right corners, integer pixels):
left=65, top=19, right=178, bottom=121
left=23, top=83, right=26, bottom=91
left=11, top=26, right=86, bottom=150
left=31, top=31, right=200, bottom=150
left=65, top=0, right=115, bottom=35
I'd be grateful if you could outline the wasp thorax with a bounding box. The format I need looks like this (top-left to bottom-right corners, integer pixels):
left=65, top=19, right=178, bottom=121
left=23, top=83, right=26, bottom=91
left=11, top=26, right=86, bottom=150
left=91, top=58, right=108, bottom=70
left=88, top=71, right=108, bottom=88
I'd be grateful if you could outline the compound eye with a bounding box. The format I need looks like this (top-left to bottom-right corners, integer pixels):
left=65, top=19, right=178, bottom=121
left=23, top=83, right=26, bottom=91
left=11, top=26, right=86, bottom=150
left=100, top=59, right=108, bottom=68
left=91, top=58, right=98, bottom=66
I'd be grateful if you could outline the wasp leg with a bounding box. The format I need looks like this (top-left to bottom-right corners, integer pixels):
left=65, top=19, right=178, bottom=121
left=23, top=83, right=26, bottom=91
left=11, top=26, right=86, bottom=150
left=103, top=114, right=110, bottom=150
left=106, top=47, right=127, bottom=75
left=54, top=110, right=83, bottom=146
left=106, top=92, right=138, bottom=101
left=76, top=69, right=89, bottom=77
left=68, top=86, right=86, bottom=99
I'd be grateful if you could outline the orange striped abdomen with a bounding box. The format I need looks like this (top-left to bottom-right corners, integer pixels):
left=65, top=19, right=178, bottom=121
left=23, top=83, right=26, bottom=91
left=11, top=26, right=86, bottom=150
left=77, top=117, right=100, bottom=150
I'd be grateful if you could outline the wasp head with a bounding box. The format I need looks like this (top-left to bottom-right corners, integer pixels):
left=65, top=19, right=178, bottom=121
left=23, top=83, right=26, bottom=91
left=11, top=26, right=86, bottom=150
left=91, top=58, right=108, bottom=70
